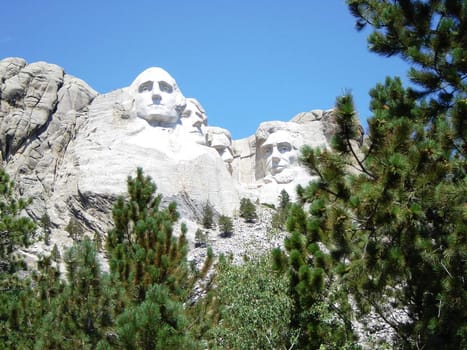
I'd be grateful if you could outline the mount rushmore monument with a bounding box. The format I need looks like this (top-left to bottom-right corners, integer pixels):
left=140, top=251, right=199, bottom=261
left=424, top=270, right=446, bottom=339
left=0, top=57, right=361, bottom=250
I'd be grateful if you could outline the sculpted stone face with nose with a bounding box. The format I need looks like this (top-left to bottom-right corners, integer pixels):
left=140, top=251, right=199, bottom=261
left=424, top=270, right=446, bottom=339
left=129, top=67, right=186, bottom=127
left=207, top=127, right=234, bottom=165
left=260, top=130, right=298, bottom=176
left=180, top=98, right=207, bottom=145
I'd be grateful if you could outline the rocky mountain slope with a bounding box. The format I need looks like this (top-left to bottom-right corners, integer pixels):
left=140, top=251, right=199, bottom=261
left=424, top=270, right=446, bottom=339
left=0, top=57, right=362, bottom=265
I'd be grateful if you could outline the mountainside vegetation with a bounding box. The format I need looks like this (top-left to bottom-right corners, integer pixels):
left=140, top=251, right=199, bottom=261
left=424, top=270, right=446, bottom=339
left=274, top=0, right=466, bottom=348
left=0, top=1, right=465, bottom=349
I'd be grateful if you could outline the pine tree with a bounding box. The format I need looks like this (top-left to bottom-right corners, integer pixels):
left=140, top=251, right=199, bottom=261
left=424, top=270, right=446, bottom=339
left=194, top=228, right=208, bottom=248
left=106, top=168, right=201, bottom=348
left=65, top=217, right=84, bottom=241
left=35, top=238, right=117, bottom=349
left=278, top=189, right=290, bottom=210
left=40, top=213, right=52, bottom=245
left=239, top=197, right=257, bottom=222
left=106, top=167, right=189, bottom=302
left=273, top=198, right=359, bottom=349
left=116, top=283, right=194, bottom=349
left=0, top=168, right=37, bottom=347
left=0, top=169, right=36, bottom=278
left=275, top=2, right=466, bottom=349
left=201, top=202, right=214, bottom=229
left=272, top=189, right=291, bottom=230
left=218, top=215, right=233, bottom=238
left=348, top=0, right=466, bottom=125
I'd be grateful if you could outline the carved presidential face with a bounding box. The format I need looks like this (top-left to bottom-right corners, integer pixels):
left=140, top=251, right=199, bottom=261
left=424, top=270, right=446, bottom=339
left=211, top=134, right=233, bottom=163
left=260, top=130, right=298, bottom=178
left=129, top=67, right=186, bottom=126
left=180, top=98, right=207, bottom=145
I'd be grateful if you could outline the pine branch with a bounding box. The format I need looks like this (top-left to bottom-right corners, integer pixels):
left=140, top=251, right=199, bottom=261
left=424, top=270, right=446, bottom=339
left=345, top=131, right=376, bottom=179
left=440, top=261, right=453, bottom=279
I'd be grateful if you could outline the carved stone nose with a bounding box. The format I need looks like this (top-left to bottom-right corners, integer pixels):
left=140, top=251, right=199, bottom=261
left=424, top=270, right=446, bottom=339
left=271, top=147, right=280, bottom=159
left=152, top=94, right=161, bottom=105
left=223, top=153, right=233, bottom=163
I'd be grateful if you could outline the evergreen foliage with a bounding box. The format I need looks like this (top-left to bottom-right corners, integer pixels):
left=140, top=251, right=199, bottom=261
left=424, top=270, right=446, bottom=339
left=35, top=238, right=117, bottom=349
left=40, top=213, right=51, bottom=245
left=1, top=3, right=465, bottom=349
left=348, top=0, right=466, bottom=124
left=0, top=168, right=36, bottom=277
left=272, top=189, right=291, bottom=230
left=65, top=217, right=84, bottom=241
left=106, top=167, right=188, bottom=302
left=1, top=168, right=209, bottom=348
left=278, top=188, right=291, bottom=210
left=275, top=1, right=466, bottom=348
left=0, top=169, right=37, bottom=348
left=106, top=168, right=200, bottom=348
left=239, top=197, right=257, bottom=222
left=194, top=228, right=208, bottom=248
left=201, top=202, right=214, bottom=229
left=218, top=215, right=234, bottom=238
left=116, top=283, right=194, bottom=350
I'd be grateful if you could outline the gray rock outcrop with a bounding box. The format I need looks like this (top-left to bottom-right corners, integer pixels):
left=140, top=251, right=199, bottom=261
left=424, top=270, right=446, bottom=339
left=1, top=58, right=97, bottom=223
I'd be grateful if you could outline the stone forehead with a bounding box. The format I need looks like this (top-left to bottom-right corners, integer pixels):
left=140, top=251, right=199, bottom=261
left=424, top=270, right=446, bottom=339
left=255, top=121, right=302, bottom=147
left=130, top=67, right=179, bottom=91
left=261, top=130, right=294, bottom=146
left=186, top=98, right=206, bottom=115
left=206, top=126, right=231, bottom=138
left=206, top=126, right=232, bottom=146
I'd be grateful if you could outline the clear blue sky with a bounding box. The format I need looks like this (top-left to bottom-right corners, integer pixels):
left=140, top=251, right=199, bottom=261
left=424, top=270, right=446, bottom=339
left=2, top=0, right=411, bottom=139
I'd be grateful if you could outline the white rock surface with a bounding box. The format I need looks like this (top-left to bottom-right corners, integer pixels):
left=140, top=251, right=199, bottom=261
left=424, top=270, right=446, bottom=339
left=188, top=205, right=286, bottom=266
left=1, top=57, right=363, bottom=260
left=68, top=87, right=238, bottom=216
left=231, top=117, right=332, bottom=204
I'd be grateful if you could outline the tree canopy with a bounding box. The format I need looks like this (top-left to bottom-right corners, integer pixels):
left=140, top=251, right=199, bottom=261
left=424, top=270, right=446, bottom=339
left=275, top=1, right=466, bottom=349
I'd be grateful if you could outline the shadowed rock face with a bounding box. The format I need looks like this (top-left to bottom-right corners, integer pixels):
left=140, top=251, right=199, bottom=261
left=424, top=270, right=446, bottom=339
left=0, top=58, right=98, bottom=162
left=1, top=57, right=361, bottom=258
left=0, top=58, right=97, bottom=224
left=1, top=59, right=63, bottom=160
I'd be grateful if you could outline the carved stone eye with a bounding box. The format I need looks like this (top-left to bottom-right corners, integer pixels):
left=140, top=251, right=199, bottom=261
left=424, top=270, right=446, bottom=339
left=159, top=81, right=173, bottom=93
left=181, top=110, right=192, bottom=118
left=262, top=145, right=273, bottom=155
left=138, top=81, right=153, bottom=93
left=278, top=143, right=291, bottom=153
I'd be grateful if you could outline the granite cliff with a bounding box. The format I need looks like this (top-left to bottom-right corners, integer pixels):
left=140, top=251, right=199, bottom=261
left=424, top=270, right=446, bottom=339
left=0, top=57, right=361, bottom=261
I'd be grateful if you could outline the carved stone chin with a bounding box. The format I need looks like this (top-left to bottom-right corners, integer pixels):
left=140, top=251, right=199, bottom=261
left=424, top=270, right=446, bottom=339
left=266, top=168, right=298, bottom=184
